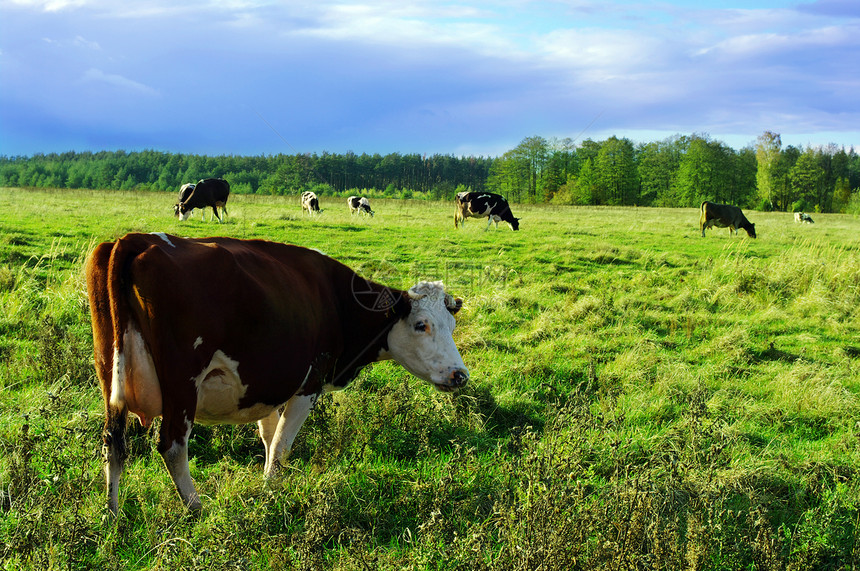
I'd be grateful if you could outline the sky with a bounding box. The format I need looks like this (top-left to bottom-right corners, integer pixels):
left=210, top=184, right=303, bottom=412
left=1, top=0, right=858, bottom=158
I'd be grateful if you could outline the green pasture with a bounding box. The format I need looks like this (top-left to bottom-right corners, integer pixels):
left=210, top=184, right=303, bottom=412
left=1, top=187, right=859, bottom=569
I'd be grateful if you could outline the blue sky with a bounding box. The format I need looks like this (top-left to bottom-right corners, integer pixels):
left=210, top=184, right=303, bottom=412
left=1, top=0, right=858, bottom=157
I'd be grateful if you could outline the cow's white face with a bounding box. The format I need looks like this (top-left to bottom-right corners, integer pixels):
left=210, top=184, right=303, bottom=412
left=386, top=281, right=469, bottom=391
left=178, top=206, right=193, bottom=221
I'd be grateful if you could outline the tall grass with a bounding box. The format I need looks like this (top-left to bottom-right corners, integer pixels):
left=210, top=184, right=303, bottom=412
left=0, top=187, right=859, bottom=569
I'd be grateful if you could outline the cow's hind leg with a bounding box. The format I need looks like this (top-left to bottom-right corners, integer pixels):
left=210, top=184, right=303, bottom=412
left=262, top=392, right=318, bottom=477
left=104, top=405, right=128, bottom=515
left=257, top=409, right=280, bottom=471
left=158, top=415, right=201, bottom=511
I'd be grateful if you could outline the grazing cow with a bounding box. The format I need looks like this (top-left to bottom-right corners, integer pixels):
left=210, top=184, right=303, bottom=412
left=347, top=196, right=374, bottom=217
left=794, top=212, right=814, bottom=224
left=86, top=232, right=468, bottom=514
left=175, top=178, right=230, bottom=223
left=172, top=183, right=196, bottom=217
left=700, top=201, right=756, bottom=238
left=301, top=191, right=320, bottom=215
left=455, top=191, right=520, bottom=231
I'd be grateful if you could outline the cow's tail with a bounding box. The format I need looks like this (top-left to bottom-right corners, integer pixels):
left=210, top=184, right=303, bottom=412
left=106, top=234, right=158, bottom=410
left=699, top=201, right=709, bottom=237
left=86, top=241, right=118, bottom=409
left=454, top=199, right=466, bottom=228
left=87, top=235, right=149, bottom=513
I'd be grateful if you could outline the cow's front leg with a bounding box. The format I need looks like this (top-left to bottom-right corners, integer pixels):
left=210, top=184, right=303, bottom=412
left=262, top=392, right=318, bottom=477
left=158, top=413, right=201, bottom=511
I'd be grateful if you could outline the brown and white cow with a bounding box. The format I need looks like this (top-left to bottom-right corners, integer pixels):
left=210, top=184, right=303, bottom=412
left=455, top=191, right=520, bottom=231
left=86, top=233, right=468, bottom=514
left=175, top=178, right=230, bottom=222
left=700, top=201, right=756, bottom=238
left=794, top=212, right=814, bottom=224
left=301, top=191, right=320, bottom=215
left=347, top=196, right=374, bottom=217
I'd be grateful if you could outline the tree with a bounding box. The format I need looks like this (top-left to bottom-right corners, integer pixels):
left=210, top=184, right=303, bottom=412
left=790, top=148, right=826, bottom=211
left=674, top=136, right=738, bottom=207
left=755, top=131, right=782, bottom=210
left=510, top=136, right=549, bottom=201
left=772, top=145, right=800, bottom=211
left=487, top=151, right=529, bottom=202
left=636, top=136, right=686, bottom=207
left=730, top=147, right=758, bottom=208
left=594, top=136, right=638, bottom=205
left=574, top=159, right=600, bottom=205
left=538, top=138, right=578, bottom=201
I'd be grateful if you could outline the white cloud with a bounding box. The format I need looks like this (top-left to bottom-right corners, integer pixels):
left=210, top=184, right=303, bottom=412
left=81, top=68, right=159, bottom=96
left=73, top=35, right=100, bottom=50
left=3, top=0, right=89, bottom=11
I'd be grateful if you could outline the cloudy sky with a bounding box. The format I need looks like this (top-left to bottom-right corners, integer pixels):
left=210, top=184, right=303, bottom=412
left=1, top=0, right=858, bottom=158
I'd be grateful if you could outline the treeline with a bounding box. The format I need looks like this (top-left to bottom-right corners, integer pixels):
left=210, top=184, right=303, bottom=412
left=497, top=133, right=860, bottom=213
left=2, top=131, right=858, bottom=212
left=0, top=150, right=492, bottom=199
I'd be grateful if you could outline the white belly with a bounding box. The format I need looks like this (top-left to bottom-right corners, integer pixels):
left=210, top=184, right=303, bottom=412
left=193, top=350, right=279, bottom=424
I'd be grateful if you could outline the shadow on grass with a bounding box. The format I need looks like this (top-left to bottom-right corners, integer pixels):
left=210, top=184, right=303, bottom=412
left=754, top=341, right=801, bottom=363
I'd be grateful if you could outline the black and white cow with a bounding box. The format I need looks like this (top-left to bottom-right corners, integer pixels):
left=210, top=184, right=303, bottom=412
left=347, top=196, right=374, bottom=217
left=455, top=192, right=520, bottom=231
left=301, top=191, right=320, bottom=215
left=794, top=212, right=814, bottom=224
left=700, top=201, right=756, bottom=238
left=175, top=179, right=230, bottom=223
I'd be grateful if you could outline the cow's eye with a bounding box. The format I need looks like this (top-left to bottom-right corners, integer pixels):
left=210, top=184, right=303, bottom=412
left=414, top=321, right=427, bottom=332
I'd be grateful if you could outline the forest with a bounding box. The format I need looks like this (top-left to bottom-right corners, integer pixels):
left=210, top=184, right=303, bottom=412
left=1, top=131, right=858, bottom=213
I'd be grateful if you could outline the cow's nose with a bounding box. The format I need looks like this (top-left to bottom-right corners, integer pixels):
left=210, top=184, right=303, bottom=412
left=450, top=369, right=469, bottom=388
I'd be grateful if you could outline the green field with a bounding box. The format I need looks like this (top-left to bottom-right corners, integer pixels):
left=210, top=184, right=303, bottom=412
left=1, top=187, right=859, bottom=569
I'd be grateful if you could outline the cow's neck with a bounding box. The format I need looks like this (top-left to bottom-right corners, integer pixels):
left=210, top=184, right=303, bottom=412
left=328, top=270, right=410, bottom=389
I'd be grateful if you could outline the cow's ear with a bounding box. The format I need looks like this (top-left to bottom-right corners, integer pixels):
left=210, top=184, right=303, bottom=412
left=445, top=295, right=463, bottom=315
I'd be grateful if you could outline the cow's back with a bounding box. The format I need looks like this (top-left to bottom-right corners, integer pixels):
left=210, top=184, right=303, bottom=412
left=127, top=237, right=343, bottom=398
left=196, top=178, right=230, bottom=203
left=94, top=234, right=347, bottom=415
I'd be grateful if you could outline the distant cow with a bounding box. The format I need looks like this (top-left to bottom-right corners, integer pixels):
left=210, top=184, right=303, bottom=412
left=700, top=201, right=756, bottom=238
left=175, top=178, right=230, bottom=223
left=794, top=212, right=814, bottom=224
left=86, top=232, right=469, bottom=514
left=455, top=192, right=520, bottom=231
left=301, top=191, right=320, bottom=215
left=347, top=196, right=374, bottom=217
